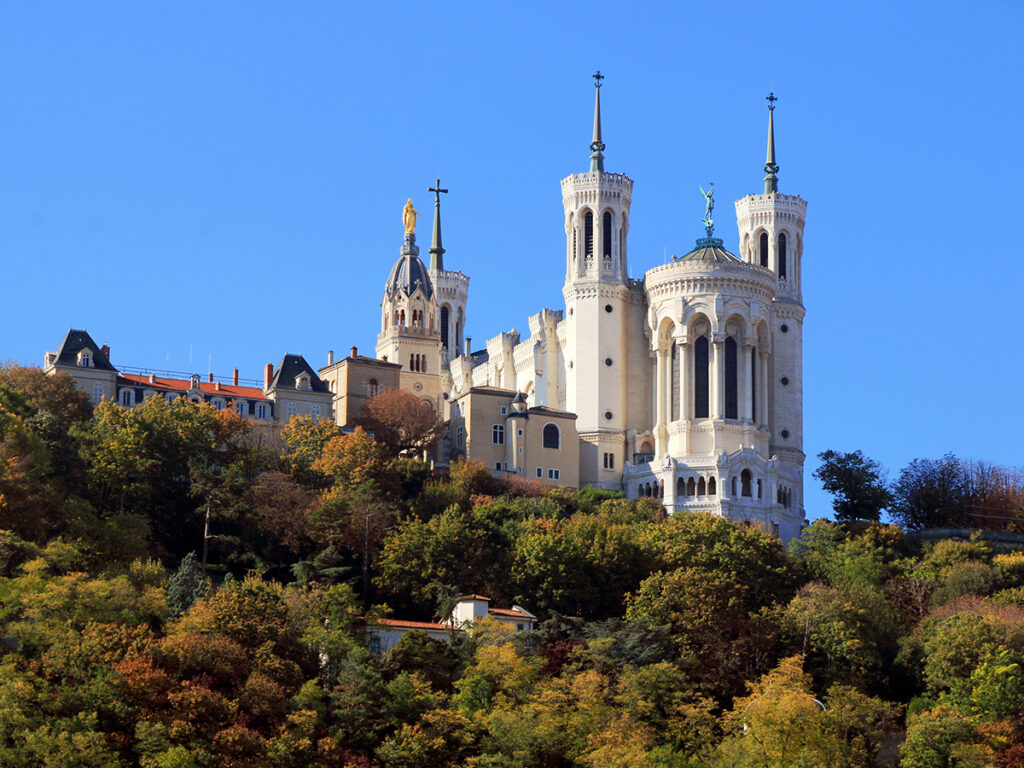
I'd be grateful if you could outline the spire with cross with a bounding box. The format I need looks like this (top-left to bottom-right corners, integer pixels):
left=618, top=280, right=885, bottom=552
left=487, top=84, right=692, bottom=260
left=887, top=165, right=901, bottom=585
left=590, top=71, right=606, bottom=173
left=764, top=92, right=780, bottom=194
left=428, top=178, right=448, bottom=271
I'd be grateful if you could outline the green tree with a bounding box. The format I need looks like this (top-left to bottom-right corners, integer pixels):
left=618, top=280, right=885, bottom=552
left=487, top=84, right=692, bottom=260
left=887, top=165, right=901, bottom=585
left=813, top=449, right=891, bottom=523
left=166, top=552, right=210, bottom=617
left=899, top=706, right=988, bottom=768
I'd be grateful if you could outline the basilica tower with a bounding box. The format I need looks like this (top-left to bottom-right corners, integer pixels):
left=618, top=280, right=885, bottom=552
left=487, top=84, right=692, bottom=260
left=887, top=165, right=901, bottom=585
left=561, top=74, right=648, bottom=487
left=376, top=222, right=443, bottom=406
left=734, top=94, right=807, bottom=519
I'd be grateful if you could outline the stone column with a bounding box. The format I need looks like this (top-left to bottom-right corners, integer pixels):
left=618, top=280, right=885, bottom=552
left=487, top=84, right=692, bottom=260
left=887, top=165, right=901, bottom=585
left=742, top=341, right=754, bottom=422
left=654, top=346, right=667, bottom=456
left=759, top=347, right=770, bottom=425
left=677, top=336, right=689, bottom=423
left=711, top=336, right=723, bottom=420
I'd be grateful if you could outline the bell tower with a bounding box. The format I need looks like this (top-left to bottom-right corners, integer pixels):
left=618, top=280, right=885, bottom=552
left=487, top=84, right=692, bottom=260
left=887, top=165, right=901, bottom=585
left=561, top=73, right=639, bottom=488
left=426, top=178, right=470, bottom=364
left=735, top=94, right=808, bottom=519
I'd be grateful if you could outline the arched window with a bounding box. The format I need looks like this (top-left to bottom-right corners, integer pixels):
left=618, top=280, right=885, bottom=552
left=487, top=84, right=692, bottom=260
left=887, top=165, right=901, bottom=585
left=694, top=335, right=710, bottom=418
left=440, top=306, right=450, bottom=351
left=584, top=211, right=594, bottom=260
left=687, top=477, right=696, bottom=497
left=724, top=337, right=738, bottom=419
left=456, top=425, right=464, bottom=448
left=602, top=211, right=612, bottom=260
left=757, top=479, right=763, bottom=499
left=400, top=309, right=406, bottom=326
left=759, top=232, right=769, bottom=268
left=697, top=477, right=706, bottom=496
left=677, top=477, right=685, bottom=497
left=421, top=355, right=427, bottom=373
left=741, top=469, right=752, bottom=497
left=492, top=424, right=504, bottom=445
left=543, top=423, right=560, bottom=449
left=572, top=222, right=577, bottom=264
left=409, top=354, right=416, bottom=371
left=778, top=233, right=787, bottom=279
left=731, top=476, right=738, bottom=496
left=708, top=477, right=717, bottom=496
left=367, top=378, right=379, bottom=397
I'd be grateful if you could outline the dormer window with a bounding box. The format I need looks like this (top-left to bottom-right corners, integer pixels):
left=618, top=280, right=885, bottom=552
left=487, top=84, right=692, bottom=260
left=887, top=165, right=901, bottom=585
left=295, top=374, right=311, bottom=391
left=77, top=349, right=92, bottom=367
left=190, top=374, right=201, bottom=389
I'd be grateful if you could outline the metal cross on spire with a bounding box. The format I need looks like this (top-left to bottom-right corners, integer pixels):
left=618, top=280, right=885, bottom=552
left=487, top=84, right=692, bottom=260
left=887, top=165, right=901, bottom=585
left=590, top=71, right=606, bottom=172
left=766, top=92, right=777, bottom=111
left=428, top=178, right=448, bottom=271
left=428, top=178, right=448, bottom=206
left=593, top=70, right=604, bottom=88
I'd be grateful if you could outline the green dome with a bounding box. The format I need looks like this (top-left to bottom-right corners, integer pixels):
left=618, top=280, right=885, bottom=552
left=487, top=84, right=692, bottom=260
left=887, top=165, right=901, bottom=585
left=678, top=236, right=742, bottom=263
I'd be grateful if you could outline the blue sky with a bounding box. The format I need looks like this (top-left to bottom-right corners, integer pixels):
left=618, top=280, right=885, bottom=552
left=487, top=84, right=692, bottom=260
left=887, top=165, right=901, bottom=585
left=2, top=2, right=1022, bottom=520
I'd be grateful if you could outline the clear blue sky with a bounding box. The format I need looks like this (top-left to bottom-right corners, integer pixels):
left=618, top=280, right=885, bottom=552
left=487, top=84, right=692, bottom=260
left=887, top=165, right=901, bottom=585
left=2, top=1, right=1022, bottom=520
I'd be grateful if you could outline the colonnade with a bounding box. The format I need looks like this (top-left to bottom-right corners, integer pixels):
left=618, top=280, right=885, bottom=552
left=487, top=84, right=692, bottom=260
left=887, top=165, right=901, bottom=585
left=653, top=331, right=770, bottom=457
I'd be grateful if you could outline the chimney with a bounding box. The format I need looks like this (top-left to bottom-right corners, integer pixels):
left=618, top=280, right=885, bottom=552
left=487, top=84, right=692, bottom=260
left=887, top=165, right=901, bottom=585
left=264, top=363, right=273, bottom=390
left=382, top=355, right=388, bottom=362
left=464, top=337, right=471, bottom=356
left=327, top=350, right=334, bottom=365
left=149, top=372, right=156, bottom=384
left=207, top=372, right=213, bottom=383
left=101, top=344, right=110, bottom=360
left=232, top=368, right=239, bottom=386
left=215, top=381, right=221, bottom=391
left=350, top=345, right=357, bottom=358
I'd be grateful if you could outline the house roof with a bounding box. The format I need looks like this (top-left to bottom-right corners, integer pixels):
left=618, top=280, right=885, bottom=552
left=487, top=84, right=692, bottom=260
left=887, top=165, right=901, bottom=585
left=458, top=594, right=491, bottom=602
left=52, top=329, right=117, bottom=371
left=320, top=355, right=402, bottom=374
left=269, top=354, right=331, bottom=393
left=529, top=405, right=578, bottom=419
left=371, top=618, right=451, bottom=632
left=464, top=386, right=516, bottom=397
left=489, top=607, right=536, bottom=620
left=385, top=251, right=435, bottom=300
left=117, top=374, right=268, bottom=401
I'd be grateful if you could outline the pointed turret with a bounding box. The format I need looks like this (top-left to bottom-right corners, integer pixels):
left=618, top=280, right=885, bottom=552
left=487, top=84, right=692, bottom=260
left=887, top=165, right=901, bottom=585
left=589, top=71, right=605, bottom=173
left=428, top=178, right=448, bottom=271
left=764, top=92, right=779, bottom=194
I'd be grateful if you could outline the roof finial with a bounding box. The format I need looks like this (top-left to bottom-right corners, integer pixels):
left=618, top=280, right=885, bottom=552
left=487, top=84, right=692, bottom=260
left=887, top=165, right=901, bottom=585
left=428, top=178, right=448, bottom=271
left=764, top=92, right=779, bottom=194
left=590, top=71, right=605, bottom=173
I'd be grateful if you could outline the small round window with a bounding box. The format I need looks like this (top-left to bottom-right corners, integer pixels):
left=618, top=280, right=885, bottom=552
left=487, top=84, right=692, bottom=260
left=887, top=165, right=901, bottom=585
left=780, top=429, right=790, bottom=439
left=780, top=376, right=789, bottom=386
left=780, top=324, right=789, bottom=333
left=605, top=304, right=613, bottom=313
left=604, top=411, right=613, bottom=420
left=605, top=358, right=613, bottom=366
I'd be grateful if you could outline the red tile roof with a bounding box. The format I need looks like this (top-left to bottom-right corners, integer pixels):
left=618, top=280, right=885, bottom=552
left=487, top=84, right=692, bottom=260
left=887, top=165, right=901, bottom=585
left=489, top=608, right=534, bottom=619
left=372, top=618, right=452, bottom=631
left=118, top=374, right=268, bottom=400
left=458, top=594, right=491, bottom=602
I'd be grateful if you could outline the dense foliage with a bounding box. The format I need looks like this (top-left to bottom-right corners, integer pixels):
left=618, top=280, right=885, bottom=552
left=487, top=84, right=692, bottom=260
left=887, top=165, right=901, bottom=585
left=1, top=364, right=1023, bottom=766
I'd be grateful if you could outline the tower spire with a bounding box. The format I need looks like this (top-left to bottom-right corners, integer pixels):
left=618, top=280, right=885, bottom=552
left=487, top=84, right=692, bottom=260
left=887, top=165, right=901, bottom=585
left=428, top=178, right=448, bottom=271
left=589, top=71, right=605, bottom=173
left=763, top=92, right=779, bottom=194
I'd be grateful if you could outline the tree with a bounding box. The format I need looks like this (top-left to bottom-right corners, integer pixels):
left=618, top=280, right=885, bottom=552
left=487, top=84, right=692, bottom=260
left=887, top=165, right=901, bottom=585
left=281, top=415, right=342, bottom=488
left=899, top=706, right=989, bottom=768
left=166, top=552, right=210, bottom=617
left=890, top=454, right=971, bottom=530
left=0, top=364, right=93, bottom=429
left=813, top=450, right=891, bottom=523
left=356, top=388, right=445, bottom=457
left=313, top=427, right=388, bottom=495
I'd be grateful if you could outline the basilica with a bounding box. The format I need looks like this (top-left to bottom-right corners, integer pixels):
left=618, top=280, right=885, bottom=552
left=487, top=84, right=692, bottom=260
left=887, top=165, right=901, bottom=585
left=45, top=78, right=808, bottom=541
left=363, top=79, right=807, bottom=541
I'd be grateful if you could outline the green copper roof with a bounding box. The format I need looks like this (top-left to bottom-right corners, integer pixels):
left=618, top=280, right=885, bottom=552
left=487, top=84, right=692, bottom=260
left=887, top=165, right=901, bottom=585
left=678, top=237, right=742, bottom=263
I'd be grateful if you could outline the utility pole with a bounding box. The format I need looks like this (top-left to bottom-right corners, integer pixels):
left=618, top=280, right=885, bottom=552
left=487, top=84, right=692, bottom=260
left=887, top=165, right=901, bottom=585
left=202, top=506, right=210, bottom=577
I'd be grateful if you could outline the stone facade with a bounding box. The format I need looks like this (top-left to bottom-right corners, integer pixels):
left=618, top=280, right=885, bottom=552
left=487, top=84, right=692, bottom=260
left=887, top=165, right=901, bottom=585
left=373, top=85, right=808, bottom=540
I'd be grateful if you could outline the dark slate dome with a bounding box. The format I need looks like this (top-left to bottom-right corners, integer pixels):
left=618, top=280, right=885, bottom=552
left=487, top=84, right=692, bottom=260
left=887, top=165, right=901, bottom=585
left=678, top=236, right=742, bottom=264
left=385, top=252, right=434, bottom=299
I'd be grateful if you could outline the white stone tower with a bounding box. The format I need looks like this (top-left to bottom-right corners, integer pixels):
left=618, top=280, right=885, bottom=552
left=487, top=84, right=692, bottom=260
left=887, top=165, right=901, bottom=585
left=735, top=94, right=808, bottom=521
left=426, top=179, right=470, bottom=363
left=561, top=73, right=646, bottom=487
